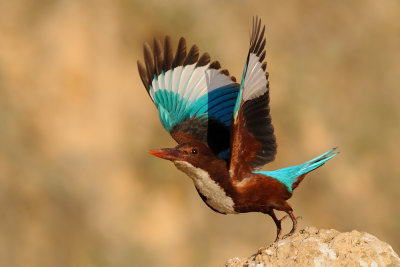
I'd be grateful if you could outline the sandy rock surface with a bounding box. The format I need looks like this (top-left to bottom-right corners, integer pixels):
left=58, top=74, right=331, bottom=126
left=226, top=227, right=400, bottom=267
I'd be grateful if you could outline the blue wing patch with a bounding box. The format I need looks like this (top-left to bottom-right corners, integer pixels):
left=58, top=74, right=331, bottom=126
left=153, top=85, right=238, bottom=132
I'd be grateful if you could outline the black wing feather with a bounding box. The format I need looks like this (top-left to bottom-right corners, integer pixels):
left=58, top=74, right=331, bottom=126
left=242, top=92, right=276, bottom=168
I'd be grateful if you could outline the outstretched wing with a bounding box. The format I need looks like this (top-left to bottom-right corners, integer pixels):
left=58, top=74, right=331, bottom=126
left=137, top=36, right=239, bottom=156
left=229, top=17, right=277, bottom=178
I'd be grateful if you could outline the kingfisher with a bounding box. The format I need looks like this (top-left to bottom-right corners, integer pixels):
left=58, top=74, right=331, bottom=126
left=137, top=17, right=338, bottom=242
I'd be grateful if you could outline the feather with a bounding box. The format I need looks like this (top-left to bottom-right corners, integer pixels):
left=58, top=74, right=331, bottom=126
left=163, top=36, right=173, bottom=71
left=254, top=27, right=265, bottom=55
left=184, top=45, right=199, bottom=66
left=172, top=37, right=187, bottom=68
left=259, top=50, right=266, bottom=63
left=137, top=60, right=150, bottom=91
left=261, top=62, right=267, bottom=71
left=153, top=38, right=164, bottom=76
left=209, top=60, right=221, bottom=69
left=254, top=148, right=339, bottom=192
left=196, top=52, right=210, bottom=67
left=143, top=43, right=155, bottom=83
left=220, top=69, right=230, bottom=76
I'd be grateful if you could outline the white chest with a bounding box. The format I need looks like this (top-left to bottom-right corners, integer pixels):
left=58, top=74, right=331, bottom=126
left=174, top=161, right=236, bottom=214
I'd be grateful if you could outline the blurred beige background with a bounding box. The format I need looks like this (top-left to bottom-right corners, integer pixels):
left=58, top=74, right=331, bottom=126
left=0, top=0, right=399, bottom=266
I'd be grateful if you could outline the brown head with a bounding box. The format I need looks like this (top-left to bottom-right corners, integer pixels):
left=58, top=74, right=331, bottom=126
left=149, top=142, right=222, bottom=169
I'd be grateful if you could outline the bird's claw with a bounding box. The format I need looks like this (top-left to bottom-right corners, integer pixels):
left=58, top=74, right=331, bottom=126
left=276, top=214, right=302, bottom=241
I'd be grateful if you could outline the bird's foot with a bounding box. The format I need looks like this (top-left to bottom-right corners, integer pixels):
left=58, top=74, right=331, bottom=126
left=282, top=230, right=295, bottom=240
left=274, top=215, right=299, bottom=242
left=281, top=213, right=302, bottom=240
left=274, top=230, right=282, bottom=243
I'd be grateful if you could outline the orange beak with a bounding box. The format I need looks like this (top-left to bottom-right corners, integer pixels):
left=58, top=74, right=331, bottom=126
left=148, top=148, right=185, bottom=161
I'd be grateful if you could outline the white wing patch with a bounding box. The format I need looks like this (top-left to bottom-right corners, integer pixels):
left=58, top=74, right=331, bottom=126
left=243, top=53, right=268, bottom=101
left=182, top=65, right=208, bottom=100
left=207, top=69, right=234, bottom=92
left=149, top=63, right=236, bottom=104
left=174, top=161, right=237, bottom=214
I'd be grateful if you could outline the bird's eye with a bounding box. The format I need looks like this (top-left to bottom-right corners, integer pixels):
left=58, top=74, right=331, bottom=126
left=191, top=148, right=198, bottom=155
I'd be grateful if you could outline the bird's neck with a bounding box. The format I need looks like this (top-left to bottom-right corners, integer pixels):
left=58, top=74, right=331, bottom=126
left=174, top=158, right=234, bottom=193
left=174, top=158, right=237, bottom=214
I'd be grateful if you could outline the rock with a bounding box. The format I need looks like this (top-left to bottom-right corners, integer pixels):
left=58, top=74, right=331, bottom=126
left=225, top=227, right=400, bottom=267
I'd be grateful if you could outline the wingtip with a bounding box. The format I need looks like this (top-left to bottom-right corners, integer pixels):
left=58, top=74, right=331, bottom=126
left=143, top=41, right=152, bottom=53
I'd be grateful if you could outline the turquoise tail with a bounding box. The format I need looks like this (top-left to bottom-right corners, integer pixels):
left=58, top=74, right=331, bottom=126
left=254, top=148, right=339, bottom=192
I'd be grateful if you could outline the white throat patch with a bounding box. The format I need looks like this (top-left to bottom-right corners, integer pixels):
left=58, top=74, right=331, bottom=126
left=174, top=161, right=236, bottom=214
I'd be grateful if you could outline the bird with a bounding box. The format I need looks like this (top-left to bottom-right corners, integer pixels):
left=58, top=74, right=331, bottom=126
left=137, top=17, right=338, bottom=242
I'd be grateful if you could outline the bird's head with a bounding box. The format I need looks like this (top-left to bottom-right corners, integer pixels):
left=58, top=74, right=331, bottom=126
left=149, top=142, right=217, bottom=168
